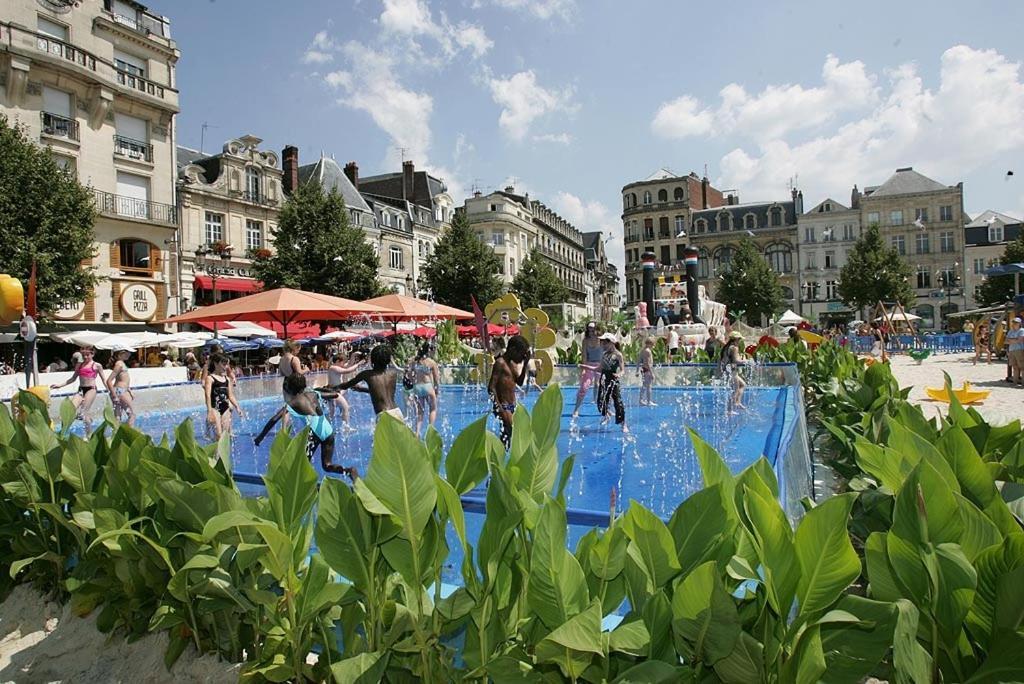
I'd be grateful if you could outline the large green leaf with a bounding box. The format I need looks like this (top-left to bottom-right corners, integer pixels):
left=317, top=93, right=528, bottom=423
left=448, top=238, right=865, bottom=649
left=621, top=501, right=680, bottom=589
left=330, top=651, right=388, bottom=684
left=295, top=553, right=349, bottom=624
left=689, top=429, right=735, bottom=507
left=670, top=560, right=741, bottom=665
left=932, top=543, right=978, bottom=642
left=361, top=412, right=436, bottom=535
left=264, top=427, right=318, bottom=533
left=713, top=631, right=764, bottom=684
left=780, top=624, right=826, bottom=684
left=528, top=497, right=588, bottom=628
left=607, top=618, right=650, bottom=656
left=515, top=442, right=558, bottom=504
left=892, top=600, right=933, bottom=684
left=24, top=410, right=61, bottom=485
left=854, top=438, right=915, bottom=492
left=892, top=461, right=963, bottom=547
left=444, top=415, right=489, bottom=494
left=534, top=600, right=604, bottom=680
left=795, top=492, right=859, bottom=617
left=61, top=435, right=97, bottom=494
left=965, top=630, right=1024, bottom=683
left=611, top=661, right=692, bottom=683
left=315, top=477, right=373, bottom=591
left=820, top=595, right=898, bottom=684
left=968, top=535, right=1024, bottom=649
left=938, top=425, right=997, bottom=508
left=530, top=384, right=562, bottom=452
left=955, top=493, right=1003, bottom=561
left=864, top=532, right=902, bottom=601
left=742, top=485, right=798, bottom=616
left=587, top=524, right=628, bottom=581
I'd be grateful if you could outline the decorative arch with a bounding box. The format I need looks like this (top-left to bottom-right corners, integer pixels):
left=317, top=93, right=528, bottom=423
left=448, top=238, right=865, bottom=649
left=764, top=242, right=793, bottom=274
left=674, top=186, right=684, bottom=200
left=695, top=218, right=708, bottom=234
left=712, top=244, right=734, bottom=272
left=657, top=189, right=668, bottom=202
left=718, top=211, right=731, bottom=232
left=744, top=213, right=757, bottom=230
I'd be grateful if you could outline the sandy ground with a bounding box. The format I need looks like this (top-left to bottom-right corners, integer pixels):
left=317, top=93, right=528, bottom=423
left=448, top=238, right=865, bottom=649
left=886, top=352, right=1023, bottom=425
left=0, top=585, right=240, bottom=684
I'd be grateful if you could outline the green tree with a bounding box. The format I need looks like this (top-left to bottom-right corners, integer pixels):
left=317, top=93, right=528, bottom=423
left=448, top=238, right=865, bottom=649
left=977, top=232, right=1024, bottom=305
left=252, top=182, right=382, bottom=299
left=838, top=224, right=914, bottom=311
left=716, top=238, right=783, bottom=325
left=420, top=211, right=503, bottom=309
left=0, top=115, right=99, bottom=319
left=510, top=248, right=569, bottom=309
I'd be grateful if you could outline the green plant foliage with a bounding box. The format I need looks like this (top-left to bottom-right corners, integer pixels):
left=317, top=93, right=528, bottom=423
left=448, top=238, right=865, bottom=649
left=838, top=223, right=915, bottom=310
left=511, top=248, right=570, bottom=309
left=716, top=238, right=784, bottom=326
left=420, top=211, right=504, bottom=310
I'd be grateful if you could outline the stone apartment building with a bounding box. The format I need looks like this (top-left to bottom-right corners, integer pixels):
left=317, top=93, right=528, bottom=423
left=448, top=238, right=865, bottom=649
left=963, top=210, right=1022, bottom=309
left=1, top=0, right=179, bottom=328
left=530, top=199, right=587, bottom=316
left=583, top=231, right=619, bottom=322
left=621, top=169, right=724, bottom=306
left=176, top=135, right=283, bottom=309
left=796, top=197, right=862, bottom=325
left=855, top=167, right=965, bottom=329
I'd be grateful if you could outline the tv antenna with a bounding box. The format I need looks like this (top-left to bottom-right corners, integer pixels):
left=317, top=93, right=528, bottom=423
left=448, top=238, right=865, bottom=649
left=200, top=121, right=219, bottom=154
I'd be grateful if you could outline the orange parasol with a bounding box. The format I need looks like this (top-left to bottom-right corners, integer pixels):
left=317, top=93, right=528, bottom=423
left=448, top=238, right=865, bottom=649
left=160, top=288, right=398, bottom=338
left=361, top=294, right=473, bottom=321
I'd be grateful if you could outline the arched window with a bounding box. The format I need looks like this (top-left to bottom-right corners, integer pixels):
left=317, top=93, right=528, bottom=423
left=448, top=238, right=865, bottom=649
left=643, top=191, right=652, bottom=205
left=623, top=195, right=630, bottom=211
left=657, top=189, right=668, bottom=202
left=764, top=243, right=792, bottom=274
left=718, top=211, right=731, bottom=232
left=674, top=187, right=684, bottom=200
left=744, top=213, right=757, bottom=230
left=245, top=166, right=261, bottom=202
left=780, top=286, right=794, bottom=301
left=695, top=219, right=707, bottom=234
left=770, top=206, right=783, bottom=227
left=698, top=248, right=710, bottom=279
left=674, top=215, right=685, bottom=236
left=630, top=192, right=637, bottom=208
left=713, top=245, right=733, bottom=273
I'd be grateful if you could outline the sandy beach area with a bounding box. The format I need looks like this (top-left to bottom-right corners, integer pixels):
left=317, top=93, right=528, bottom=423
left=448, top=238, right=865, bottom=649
left=886, top=352, right=1022, bottom=426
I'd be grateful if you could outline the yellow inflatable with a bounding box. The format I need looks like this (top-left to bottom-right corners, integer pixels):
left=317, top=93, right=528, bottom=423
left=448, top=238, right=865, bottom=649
left=0, top=274, right=24, bottom=324
left=798, top=329, right=823, bottom=345
left=925, top=381, right=990, bottom=405
left=477, top=293, right=558, bottom=385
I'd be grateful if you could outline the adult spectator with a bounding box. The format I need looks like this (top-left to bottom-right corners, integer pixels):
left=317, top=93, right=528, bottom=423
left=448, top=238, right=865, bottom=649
left=704, top=327, right=722, bottom=360
left=667, top=326, right=680, bottom=360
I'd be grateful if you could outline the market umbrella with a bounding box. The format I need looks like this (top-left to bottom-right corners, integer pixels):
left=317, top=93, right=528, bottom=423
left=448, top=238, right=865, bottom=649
left=362, top=294, right=473, bottom=321
left=160, top=288, right=398, bottom=339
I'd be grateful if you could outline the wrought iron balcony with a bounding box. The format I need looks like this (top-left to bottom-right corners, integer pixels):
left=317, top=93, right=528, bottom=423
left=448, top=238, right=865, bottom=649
left=115, top=69, right=166, bottom=99
left=93, top=189, right=176, bottom=226
left=113, top=135, right=153, bottom=162
left=40, top=111, right=79, bottom=141
left=103, top=0, right=170, bottom=38
left=35, top=33, right=97, bottom=71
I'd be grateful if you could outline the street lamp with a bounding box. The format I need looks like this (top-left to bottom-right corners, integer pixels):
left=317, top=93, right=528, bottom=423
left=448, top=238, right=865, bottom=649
left=936, top=261, right=960, bottom=330
left=405, top=273, right=417, bottom=297
left=195, top=244, right=233, bottom=337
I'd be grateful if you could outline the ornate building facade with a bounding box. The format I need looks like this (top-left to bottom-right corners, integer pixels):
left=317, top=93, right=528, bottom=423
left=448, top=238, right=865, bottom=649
left=796, top=197, right=862, bottom=325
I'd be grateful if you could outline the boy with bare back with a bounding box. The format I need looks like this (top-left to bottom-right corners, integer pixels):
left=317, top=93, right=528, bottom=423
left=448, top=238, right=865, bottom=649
left=323, top=345, right=404, bottom=422
left=487, top=335, right=531, bottom=449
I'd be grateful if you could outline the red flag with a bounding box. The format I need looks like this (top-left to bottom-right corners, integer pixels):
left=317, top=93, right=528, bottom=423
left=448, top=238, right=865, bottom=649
left=27, top=261, right=37, bottom=318
left=471, top=295, right=489, bottom=350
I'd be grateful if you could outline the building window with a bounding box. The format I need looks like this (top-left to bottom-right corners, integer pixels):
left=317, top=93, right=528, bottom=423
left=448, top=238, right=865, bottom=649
left=989, top=223, right=1004, bottom=243
left=674, top=187, right=684, bottom=200
left=629, top=193, right=637, bottom=208
left=915, top=208, right=928, bottom=223
left=674, top=215, right=685, bottom=236
left=643, top=219, right=654, bottom=240
left=770, top=207, right=783, bottom=226
left=204, top=212, right=223, bottom=245
left=806, top=253, right=817, bottom=269
left=765, top=243, right=792, bottom=274
left=492, top=232, right=504, bottom=246
left=825, top=280, right=838, bottom=300
left=889, top=209, right=903, bottom=226
left=916, top=266, right=931, bottom=289
left=718, top=212, right=731, bottom=232
left=744, top=214, right=756, bottom=230
left=389, top=246, right=403, bottom=269
left=713, top=245, right=733, bottom=272
left=940, top=205, right=953, bottom=222
left=915, top=233, right=930, bottom=254
left=396, top=216, right=404, bottom=230
left=113, top=48, right=145, bottom=78
left=246, top=220, right=263, bottom=251
left=643, top=191, right=652, bottom=205
left=52, top=153, right=76, bottom=176
left=382, top=212, right=391, bottom=227
left=114, top=112, right=149, bottom=160
left=119, top=239, right=153, bottom=274
left=843, top=224, right=855, bottom=240
left=973, top=258, right=986, bottom=275
left=915, top=304, right=935, bottom=329
left=659, top=216, right=670, bottom=238
left=41, top=86, right=77, bottom=140
left=657, top=189, right=668, bottom=202
left=38, top=15, right=69, bottom=41
left=892, top=235, right=905, bottom=255
left=510, top=257, right=515, bottom=275
left=695, top=219, right=707, bottom=234
left=824, top=251, right=835, bottom=269
left=245, top=166, right=261, bottom=202
left=867, top=211, right=880, bottom=225
left=939, top=231, right=955, bottom=253
left=676, top=244, right=685, bottom=261
left=804, top=227, right=815, bottom=243
left=698, top=249, right=710, bottom=279
left=938, top=268, right=958, bottom=288
left=660, top=246, right=670, bottom=265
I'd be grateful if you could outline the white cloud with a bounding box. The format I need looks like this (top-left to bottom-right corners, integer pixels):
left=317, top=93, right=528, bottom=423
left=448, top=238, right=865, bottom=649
left=378, top=0, right=492, bottom=60
left=453, top=22, right=494, bottom=59
left=652, top=54, right=877, bottom=141
left=453, top=133, right=474, bottom=164
left=549, top=192, right=624, bottom=275
left=325, top=42, right=434, bottom=164
left=302, top=30, right=337, bottom=64
left=655, top=46, right=1024, bottom=207
left=533, top=132, right=572, bottom=145
left=480, top=0, right=576, bottom=20
left=487, top=70, right=577, bottom=141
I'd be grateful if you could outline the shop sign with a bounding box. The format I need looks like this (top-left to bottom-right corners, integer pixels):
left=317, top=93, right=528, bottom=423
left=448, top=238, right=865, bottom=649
left=120, top=284, right=158, bottom=321
left=53, top=299, right=86, bottom=320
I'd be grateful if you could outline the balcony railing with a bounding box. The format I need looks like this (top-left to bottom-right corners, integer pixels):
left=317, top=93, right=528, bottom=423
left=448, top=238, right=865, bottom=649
left=116, top=69, right=166, bottom=99
left=93, top=189, right=176, bottom=226
left=40, top=111, right=79, bottom=141
left=103, top=0, right=170, bottom=38
left=35, top=34, right=97, bottom=71
left=242, top=190, right=266, bottom=205
left=113, top=135, right=153, bottom=162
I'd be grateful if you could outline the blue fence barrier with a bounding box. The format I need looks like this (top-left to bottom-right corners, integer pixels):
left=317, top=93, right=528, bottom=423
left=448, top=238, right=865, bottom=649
left=846, top=333, right=974, bottom=354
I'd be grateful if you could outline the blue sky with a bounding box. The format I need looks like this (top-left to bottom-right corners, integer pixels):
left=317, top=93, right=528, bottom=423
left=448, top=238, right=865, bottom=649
left=165, top=0, right=1024, bottom=271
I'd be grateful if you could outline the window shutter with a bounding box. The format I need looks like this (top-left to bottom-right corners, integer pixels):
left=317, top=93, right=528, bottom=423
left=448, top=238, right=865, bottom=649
left=150, top=244, right=162, bottom=273
left=110, top=240, right=121, bottom=269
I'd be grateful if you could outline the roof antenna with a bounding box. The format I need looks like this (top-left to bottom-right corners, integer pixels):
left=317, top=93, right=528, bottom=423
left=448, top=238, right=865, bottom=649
left=200, top=121, right=219, bottom=154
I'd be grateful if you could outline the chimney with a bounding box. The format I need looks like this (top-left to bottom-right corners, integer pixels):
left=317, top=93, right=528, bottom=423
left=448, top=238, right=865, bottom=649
left=701, top=176, right=709, bottom=209
left=796, top=190, right=804, bottom=214
left=344, top=161, right=359, bottom=190
left=473, top=190, right=481, bottom=198
left=282, top=145, right=299, bottom=195
left=726, top=193, right=737, bottom=206
left=402, top=160, right=414, bottom=201
left=851, top=184, right=860, bottom=209
left=505, top=185, right=515, bottom=193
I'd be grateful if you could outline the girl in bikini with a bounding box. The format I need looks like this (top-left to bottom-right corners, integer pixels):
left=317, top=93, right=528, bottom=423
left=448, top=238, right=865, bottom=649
left=411, top=343, right=441, bottom=435
left=50, top=346, right=105, bottom=432
left=325, top=349, right=364, bottom=430
left=105, top=348, right=136, bottom=426
left=204, top=353, right=243, bottom=440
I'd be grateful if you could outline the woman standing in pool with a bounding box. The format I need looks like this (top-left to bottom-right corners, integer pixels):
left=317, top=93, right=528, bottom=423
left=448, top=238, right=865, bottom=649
left=50, top=346, right=105, bottom=432
left=638, top=336, right=656, bottom=406
left=279, top=340, right=305, bottom=381
left=719, top=331, right=746, bottom=412
left=204, top=353, right=244, bottom=440
left=596, top=333, right=628, bottom=433
left=105, top=348, right=136, bottom=426
left=410, top=343, right=441, bottom=435
left=572, top=322, right=604, bottom=418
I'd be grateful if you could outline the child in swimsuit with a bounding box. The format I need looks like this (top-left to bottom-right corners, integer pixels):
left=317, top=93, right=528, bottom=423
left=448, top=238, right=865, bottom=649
left=326, top=350, right=364, bottom=430
left=596, top=334, right=628, bottom=432
left=324, top=345, right=404, bottom=423
left=50, top=346, right=105, bottom=432
left=488, top=335, right=531, bottom=450
left=105, top=348, right=136, bottom=426
left=410, top=343, right=441, bottom=436
left=204, top=353, right=244, bottom=439
left=255, top=373, right=356, bottom=479
left=638, top=336, right=655, bottom=407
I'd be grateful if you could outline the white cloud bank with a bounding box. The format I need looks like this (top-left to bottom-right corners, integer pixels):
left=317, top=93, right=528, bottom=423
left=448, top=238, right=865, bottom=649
left=487, top=70, right=577, bottom=142
left=476, top=0, right=576, bottom=21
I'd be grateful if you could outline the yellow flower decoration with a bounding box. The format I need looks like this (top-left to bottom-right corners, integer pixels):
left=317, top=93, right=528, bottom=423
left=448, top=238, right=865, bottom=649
left=0, top=274, right=24, bottom=325
left=477, top=293, right=558, bottom=385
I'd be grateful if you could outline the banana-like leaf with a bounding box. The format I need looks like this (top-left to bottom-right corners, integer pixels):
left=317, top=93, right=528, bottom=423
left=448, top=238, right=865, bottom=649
left=795, top=492, right=860, bottom=617
left=444, top=415, right=489, bottom=494
left=361, top=413, right=436, bottom=536
left=621, top=500, right=680, bottom=589
left=315, top=478, right=373, bottom=592
left=670, top=560, right=740, bottom=665
left=528, top=497, right=588, bottom=628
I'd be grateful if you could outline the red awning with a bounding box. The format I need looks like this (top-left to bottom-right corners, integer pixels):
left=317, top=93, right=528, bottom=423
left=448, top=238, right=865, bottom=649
left=193, top=276, right=262, bottom=293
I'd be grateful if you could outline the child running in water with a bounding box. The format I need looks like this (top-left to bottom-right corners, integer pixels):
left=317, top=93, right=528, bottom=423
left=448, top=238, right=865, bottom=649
left=326, top=350, right=364, bottom=430
left=106, top=348, right=136, bottom=426
left=638, top=336, right=655, bottom=406
left=254, top=374, right=357, bottom=479
left=719, top=331, right=747, bottom=412
left=410, top=343, right=441, bottom=435
left=488, top=335, right=531, bottom=449
left=204, top=353, right=244, bottom=439
left=51, top=346, right=105, bottom=432
left=572, top=322, right=604, bottom=417
left=324, top=345, right=404, bottom=422
left=597, top=333, right=628, bottom=432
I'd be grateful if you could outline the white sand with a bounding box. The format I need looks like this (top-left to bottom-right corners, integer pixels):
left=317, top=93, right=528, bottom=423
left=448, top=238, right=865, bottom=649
left=0, top=585, right=240, bottom=683
left=886, top=352, right=1023, bottom=426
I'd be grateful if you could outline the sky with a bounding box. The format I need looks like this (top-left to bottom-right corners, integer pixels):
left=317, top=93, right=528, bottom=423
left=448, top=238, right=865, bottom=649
left=164, top=0, right=1024, bottom=273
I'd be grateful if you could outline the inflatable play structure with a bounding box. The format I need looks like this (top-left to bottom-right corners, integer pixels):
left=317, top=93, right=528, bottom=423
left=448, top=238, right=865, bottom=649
left=925, top=381, right=990, bottom=405
left=637, top=247, right=727, bottom=348
left=471, top=292, right=558, bottom=384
